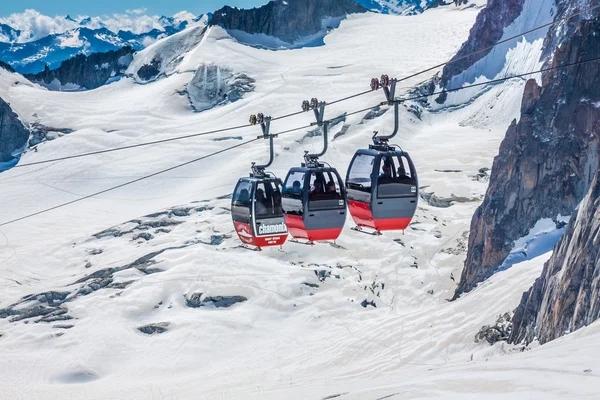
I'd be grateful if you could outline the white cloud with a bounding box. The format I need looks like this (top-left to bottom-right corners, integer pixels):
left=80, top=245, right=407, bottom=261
left=0, top=9, right=79, bottom=43
left=126, top=8, right=148, bottom=15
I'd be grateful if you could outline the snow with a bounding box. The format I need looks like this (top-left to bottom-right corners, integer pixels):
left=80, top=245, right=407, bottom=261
left=33, top=78, right=84, bottom=91
left=1, top=5, right=599, bottom=399
left=500, top=216, right=570, bottom=270
left=57, top=29, right=84, bottom=48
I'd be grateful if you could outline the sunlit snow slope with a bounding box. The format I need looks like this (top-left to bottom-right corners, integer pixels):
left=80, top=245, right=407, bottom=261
left=1, top=6, right=599, bottom=399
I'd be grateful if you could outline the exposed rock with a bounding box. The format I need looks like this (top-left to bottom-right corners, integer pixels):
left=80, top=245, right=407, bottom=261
left=132, top=232, right=153, bottom=241
left=0, top=60, right=15, bottom=73
left=361, top=299, right=377, bottom=308
left=439, top=0, right=526, bottom=87
left=510, top=171, right=600, bottom=345
left=185, top=293, right=248, bottom=308
left=455, top=17, right=600, bottom=299
left=209, top=0, right=366, bottom=44
left=138, top=322, right=170, bottom=335
left=137, top=58, right=161, bottom=81
left=25, top=46, right=134, bottom=90
left=186, top=64, right=255, bottom=112
left=0, top=97, right=29, bottom=163
left=28, top=122, right=75, bottom=147
left=200, top=234, right=231, bottom=246
left=53, top=324, right=74, bottom=329
left=475, top=313, right=512, bottom=345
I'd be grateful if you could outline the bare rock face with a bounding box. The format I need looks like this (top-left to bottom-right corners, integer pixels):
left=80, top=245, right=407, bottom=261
left=25, top=46, right=134, bottom=90
left=439, top=0, right=525, bottom=86
left=209, top=0, right=367, bottom=44
left=0, top=97, right=29, bottom=163
left=510, top=171, right=600, bottom=345
left=454, top=17, right=600, bottom=299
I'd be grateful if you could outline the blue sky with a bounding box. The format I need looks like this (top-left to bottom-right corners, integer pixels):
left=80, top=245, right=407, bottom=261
left=0, top=1, right=267, bottom=17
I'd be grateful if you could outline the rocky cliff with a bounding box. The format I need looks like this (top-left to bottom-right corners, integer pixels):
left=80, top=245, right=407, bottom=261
left=209, top=0, right=367, bottom=44
left=25, top=46, right=135, bottom=91
left=454, top=16, right=600, bottom=298
left=510, top=170, right=600, bottom=345
left=0, top=97, right=29, bottom=163
left=439, top=0, right=526, bottom=87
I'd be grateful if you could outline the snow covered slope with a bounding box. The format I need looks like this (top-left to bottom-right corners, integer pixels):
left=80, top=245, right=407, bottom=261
left=1, top=5, right=599, bottom=399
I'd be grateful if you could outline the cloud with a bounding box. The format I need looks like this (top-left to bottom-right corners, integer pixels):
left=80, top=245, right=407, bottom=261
left=126, top=8, right=148, bottom=15
left=0, top=9, right=204, bottom=43
left=0, top=9, right=79, bottom=43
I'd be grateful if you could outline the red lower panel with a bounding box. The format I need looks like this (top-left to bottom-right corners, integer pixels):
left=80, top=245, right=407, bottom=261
left=348, top=200, right=413, bottom=231
left=373, top=217, right=412, bottom=231
left=234, top=221, right=287, bottom=248
left=285, top=215, right=343, bottom=241
left=349, top=200, right=375, bottom=228
left=285, top=215, right=309, bottom=240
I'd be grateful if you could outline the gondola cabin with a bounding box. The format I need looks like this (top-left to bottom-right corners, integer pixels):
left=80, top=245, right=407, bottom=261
left=231, top=176, right=288, bottom=248
left=346, top=148, right=418, bottom=232
left=282, top=165, right=347, bottom=242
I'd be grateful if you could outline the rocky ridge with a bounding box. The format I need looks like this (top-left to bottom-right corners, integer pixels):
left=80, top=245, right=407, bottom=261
left=25, top=46, right=135, bottom=90
left=209, top=0, right=367, bottom=44
left=510, top=170, right=600, bottom=345
left=453, top=14, right=600, bottom=298
left=0, top=97, right=29, bottom=163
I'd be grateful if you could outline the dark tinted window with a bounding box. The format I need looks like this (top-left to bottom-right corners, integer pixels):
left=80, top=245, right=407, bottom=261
left=232, top=180, right=253, bottom=220
left=282, top=171, right=305, bottom=215
left=377, top=155, right=417, bottom=198
left=347, top=154, right=375, bottom=193
left=308, top=171, right=345, bottom=211
left=255, top=180, right=283, bottom=219
left=283, top=171, right=305, bottom=199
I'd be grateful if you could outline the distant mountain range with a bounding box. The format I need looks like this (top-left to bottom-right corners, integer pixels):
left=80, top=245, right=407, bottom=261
left=0, top=10, right=210, bottom=74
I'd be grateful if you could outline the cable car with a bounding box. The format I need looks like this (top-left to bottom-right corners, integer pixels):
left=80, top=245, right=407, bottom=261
left=346, top=76, right=419, bottom=234
left=231, top=114, right=288, bottom=249
left=281, top=99, right=347, bottom=243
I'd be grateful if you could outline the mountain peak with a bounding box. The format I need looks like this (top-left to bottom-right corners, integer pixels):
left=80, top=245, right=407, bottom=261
left=210, top=0, right=367, bottom=44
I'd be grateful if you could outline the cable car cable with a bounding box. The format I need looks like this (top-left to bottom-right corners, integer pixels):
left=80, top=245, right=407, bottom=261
left=0, top=138, right=260, bottom=227
left=4, top=56, right=600, bottom=227
left=9, top=55, right=599, bottom=173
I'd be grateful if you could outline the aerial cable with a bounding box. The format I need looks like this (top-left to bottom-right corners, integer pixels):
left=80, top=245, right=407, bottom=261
left=0, top=138, right=260, bottom=227
left=3, top=56, right=600, bottom=226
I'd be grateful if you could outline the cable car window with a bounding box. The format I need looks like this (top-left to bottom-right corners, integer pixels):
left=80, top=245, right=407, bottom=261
left=397, top=156, right=414, bottom=181
left=377, top=155, right=417, bottom=198
left=232, top=181, right=253, bottom=220
left=255, top=180, right=283, bottom=219
left=348, top=154, right=374, bottom=193
left=308, top=171, right=344, bottom=211
left=283, top=171, right=304, bottom=215
left=283, top=172, right=305, bottom=199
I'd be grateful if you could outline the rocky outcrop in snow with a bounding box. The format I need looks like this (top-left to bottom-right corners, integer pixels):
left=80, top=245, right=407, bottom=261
left=0, top=97, right=29, bottom=163
left=454, top=17, right=600, bottom=298
left=185, top=64, right=255, bottom=112
left=209, top=0, right=366, bottom=45
left=129, top=26, right=206, bottom=82
left=25, top=46, right=135, bottom=90
left=510, top=171, right=600, bottom=345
